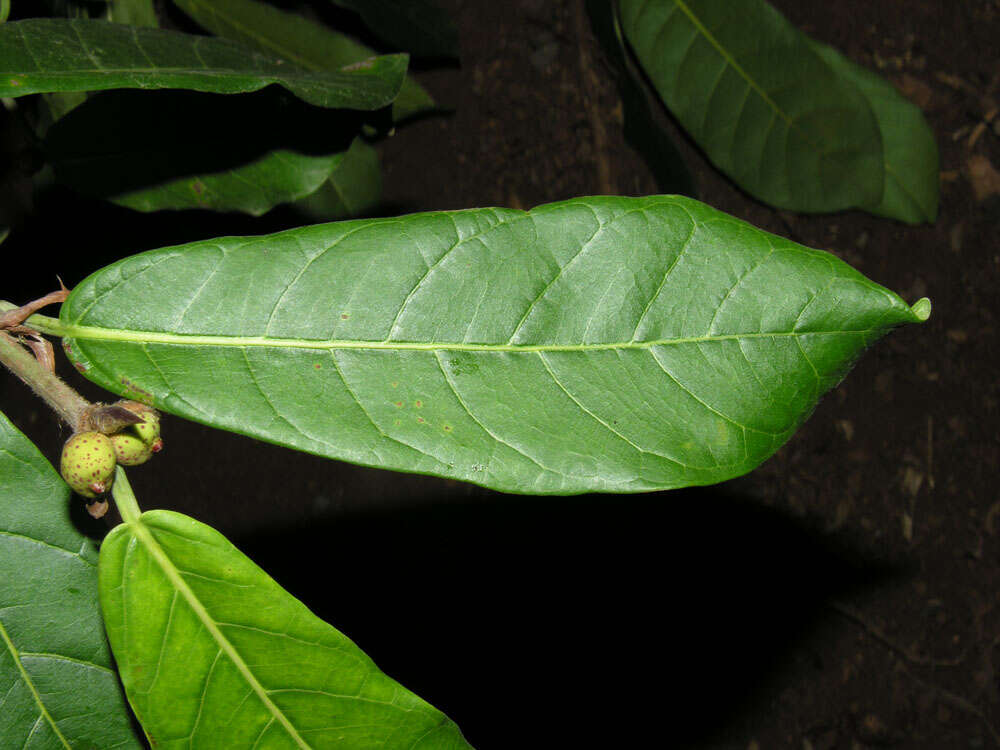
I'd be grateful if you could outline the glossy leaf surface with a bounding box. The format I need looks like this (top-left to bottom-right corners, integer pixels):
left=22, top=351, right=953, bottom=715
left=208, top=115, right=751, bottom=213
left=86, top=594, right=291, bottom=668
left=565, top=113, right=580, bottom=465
left=173, top=0, right=434, bottom=121
left=618, top=0, right=883, bottom=213
left=0, top=18, right=407, bottom=110
left=99, top=506, right=471, bottom=748
left=0, top=411, right=142, bottom=749
left=58, top=195, right=928, bottom=494
left=809, top=40, right=939, bottom=224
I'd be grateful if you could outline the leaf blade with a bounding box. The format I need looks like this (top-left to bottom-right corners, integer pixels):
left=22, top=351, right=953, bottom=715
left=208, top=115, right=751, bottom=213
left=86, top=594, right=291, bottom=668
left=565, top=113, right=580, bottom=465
left=618, top=0, right=884, bottom=212
left=172, top=0, right=435, bottom=121
left=330, top=0, right=459, bottom=59
left=0, top=411, right=143, bottom=750
left=0, top=18, right=407, bottom=110
left=809, top=40, right=939, bottom=224
left=99, top=506, right=471, bottom=748
left=45, top=88, right=359, bottom=215
left=59, top=195, right=927, bottom=494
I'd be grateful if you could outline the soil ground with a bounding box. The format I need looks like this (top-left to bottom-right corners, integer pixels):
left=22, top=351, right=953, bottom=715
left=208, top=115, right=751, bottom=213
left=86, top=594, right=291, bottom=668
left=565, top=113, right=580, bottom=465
left=1, top=1, right=998, bottom=748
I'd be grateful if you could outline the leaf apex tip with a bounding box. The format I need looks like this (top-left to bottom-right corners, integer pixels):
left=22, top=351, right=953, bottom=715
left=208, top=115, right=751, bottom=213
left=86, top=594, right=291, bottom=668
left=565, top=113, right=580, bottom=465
left=911, top=297, right=932, bottom=322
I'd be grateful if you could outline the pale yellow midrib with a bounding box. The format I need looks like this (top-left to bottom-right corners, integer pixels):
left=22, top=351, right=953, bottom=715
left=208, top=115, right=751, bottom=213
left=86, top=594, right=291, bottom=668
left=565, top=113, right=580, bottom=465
left=0, top=619, right=74, bottom=749
left=128, top=519, right=312, bottom=749
left=57, top=323, right=877, bottom=352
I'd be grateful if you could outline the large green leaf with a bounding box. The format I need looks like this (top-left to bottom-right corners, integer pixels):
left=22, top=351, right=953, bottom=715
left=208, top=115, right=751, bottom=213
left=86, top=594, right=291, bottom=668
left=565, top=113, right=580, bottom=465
left=330, top=0, right=458, bottom=59
left=0, top=411, right=142, bottom=749
left=46, top=88, right=359, bottom=215
left=52, top=195, right=928, bottom=494
left=172, top=0, right=435, bottom=122
left=99, top=499, right=471, bottom=748
left=618, top=0, right=884, bottom=213
left=0, top=18, right=407, bottom=110
left=809, top=40, right=939, bottom=224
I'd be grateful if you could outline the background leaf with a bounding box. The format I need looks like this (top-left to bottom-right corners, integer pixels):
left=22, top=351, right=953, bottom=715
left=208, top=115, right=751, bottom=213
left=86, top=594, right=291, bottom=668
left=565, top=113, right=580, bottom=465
left=330, top=0, right=459, bottom=59
left=584, top=0, right=694, bottom=197
left=106, top=0, right=158, bottom=28
left=100, top=505, right=471, bottom=748
left=0, top=411, right=142, bottom=749
left=56, top=195, right=928, bottom=494
left=0, top=18, right=408, bottom=110
left=617, top=0, right=883, bottom=213
left=808, top=40, right=939, bottom=224
left=45, top=88, right=361, bottom=215
left=172, top=0, right=435, bottom=122
left=292, top=136, right=382, bottom=221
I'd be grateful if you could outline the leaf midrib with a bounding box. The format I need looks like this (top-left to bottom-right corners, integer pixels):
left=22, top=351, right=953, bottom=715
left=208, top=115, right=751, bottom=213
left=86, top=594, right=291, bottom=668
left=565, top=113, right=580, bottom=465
left=126, top=517, right=311, bottom=749
left=59, top=324, right=880, bottom=351
left=0, top=619, right=73, bottom=749
left=672, top=0, right=792, bottom=123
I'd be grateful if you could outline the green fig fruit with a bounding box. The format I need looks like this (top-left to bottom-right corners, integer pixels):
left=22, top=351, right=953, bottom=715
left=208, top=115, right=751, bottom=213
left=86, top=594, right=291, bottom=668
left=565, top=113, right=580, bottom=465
left=60, top=432, right=116, bottom=498
left=111, top=432, right=153, bottom=466
left=116, top=401, right=162, bottom=449
left=134, top=411, right=161, bottom=447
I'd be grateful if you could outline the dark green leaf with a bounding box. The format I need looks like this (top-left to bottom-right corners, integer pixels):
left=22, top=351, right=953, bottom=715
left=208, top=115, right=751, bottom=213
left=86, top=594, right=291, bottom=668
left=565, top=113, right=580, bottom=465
left=56, top=195, right=928, bottom=494
left=0, top=18, right=407, bottom=110
left=809, top=40, right=939, bottom=224
left=173, top=0, right=435, bottom=121
left=584, top=0, right=694, bottom=196
left=107, top=0, right=158, bottom=28
left=330, top=0, right=458, bottom=59
left=46, top=88, right=360, bottom=215
left=618, top=0, right=883, bottom=213
left=100, top=505, right=472, bottom=748
left=292, top=136, right=382, bottom=221
left=0, top=411, right=142, bottom=749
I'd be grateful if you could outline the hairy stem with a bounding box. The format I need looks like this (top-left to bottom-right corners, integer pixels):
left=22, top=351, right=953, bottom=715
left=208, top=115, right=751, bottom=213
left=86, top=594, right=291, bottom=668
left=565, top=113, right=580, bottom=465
left=0, top=331, right=90, bottom=429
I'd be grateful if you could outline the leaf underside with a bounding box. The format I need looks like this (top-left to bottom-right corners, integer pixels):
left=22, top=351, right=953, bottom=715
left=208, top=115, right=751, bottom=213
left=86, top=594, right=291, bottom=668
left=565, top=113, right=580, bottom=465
left=0, top=411, right=142, bottom=749
left=99, top=508, right=471, bottom=749
left=0, top=18, right=407, bottom=110
left=171, top=0, right=435, bottom=122
left=45, top=88, right=359, bottom=216
left=618, top=0, right=884, bottom=213
left=808, top=40, right=939, bottom=224
left=60, top=195, right=926, bottom=495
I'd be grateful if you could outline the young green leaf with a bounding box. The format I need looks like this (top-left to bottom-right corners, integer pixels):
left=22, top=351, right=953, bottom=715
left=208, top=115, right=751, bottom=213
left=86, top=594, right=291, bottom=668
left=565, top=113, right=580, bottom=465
left=617, top=0, right=884, bottom=213
left=0, top=411, right=142, bottom=749
left=0, top=18, right=407, bottom=110
left=54, top=195, right=928, bottom=495
left=172, top=0, right=435, bottom=121
left=99, top=506, right=471, bottom=748
left=809, top=40, right=939, bottom=224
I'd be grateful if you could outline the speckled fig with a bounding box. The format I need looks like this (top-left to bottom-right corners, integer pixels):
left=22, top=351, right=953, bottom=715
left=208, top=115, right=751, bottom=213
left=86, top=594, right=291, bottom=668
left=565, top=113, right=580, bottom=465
left=111, top=432, right=153, bottom=466
left=60, top=432, right=116, bottom=498
left=116, top=401, right=162, bottom=450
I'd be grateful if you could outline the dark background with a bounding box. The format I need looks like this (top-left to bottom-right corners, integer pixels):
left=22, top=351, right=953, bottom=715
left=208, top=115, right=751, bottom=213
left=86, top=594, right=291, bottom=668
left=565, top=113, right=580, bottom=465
left=1, top=1, right=998, bottom=747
